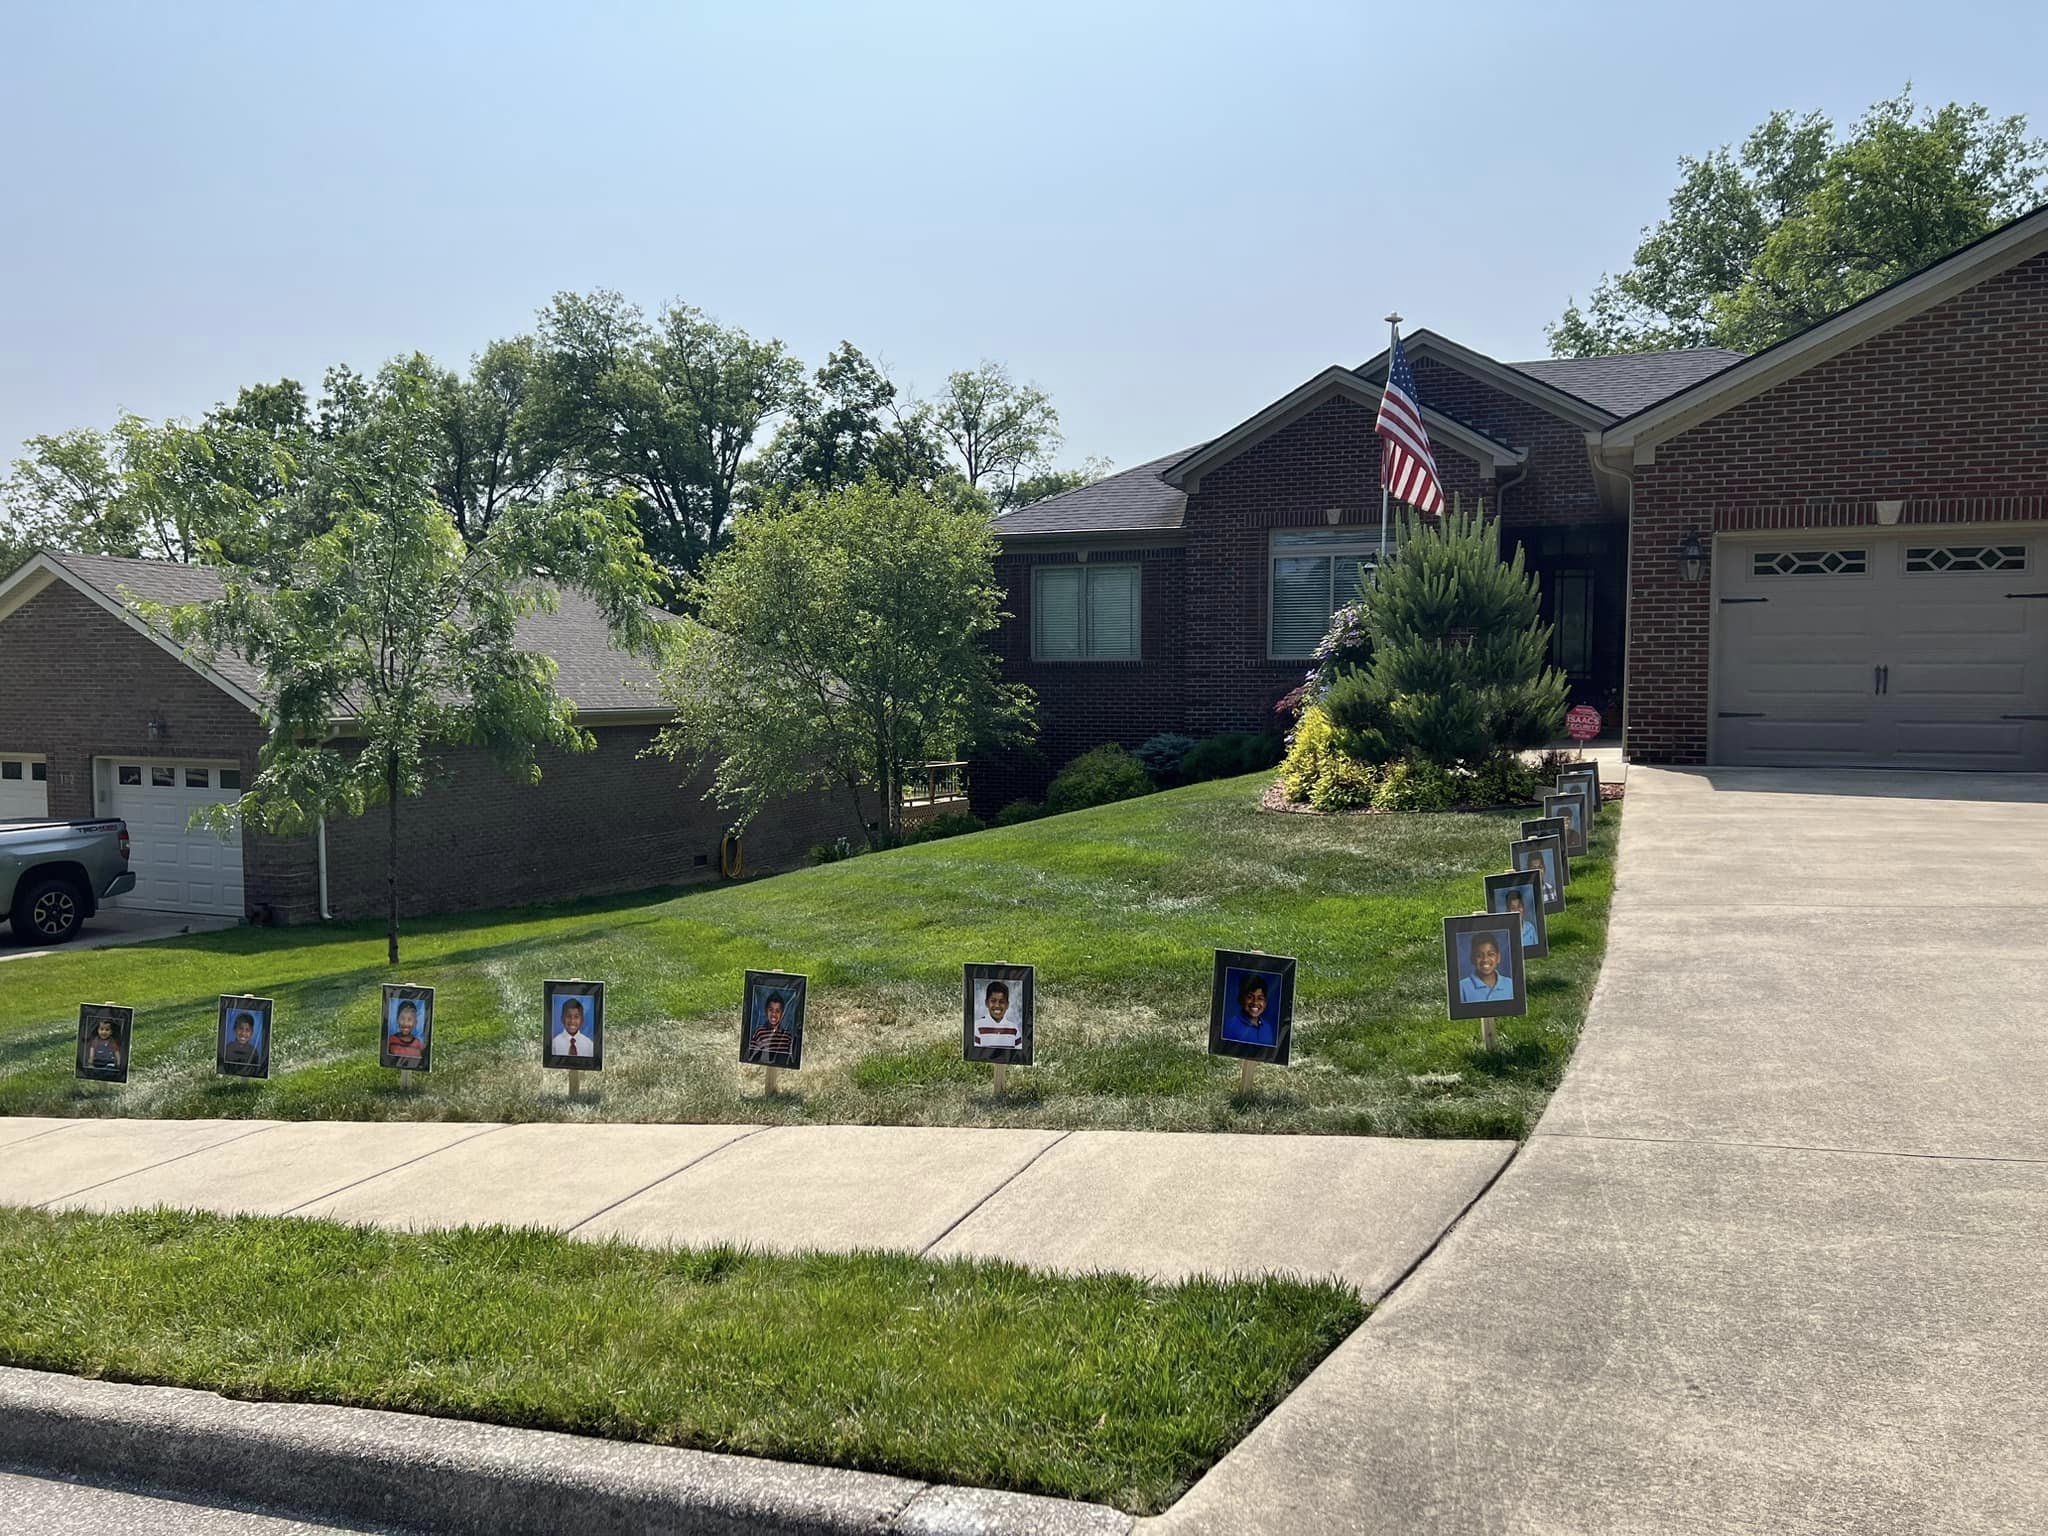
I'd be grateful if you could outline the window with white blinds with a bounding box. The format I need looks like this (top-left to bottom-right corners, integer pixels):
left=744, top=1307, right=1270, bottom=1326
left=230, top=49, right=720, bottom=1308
left=1032, top=563, right=1142, bottom=660
left=1269, top=530, right=1385, bottom=659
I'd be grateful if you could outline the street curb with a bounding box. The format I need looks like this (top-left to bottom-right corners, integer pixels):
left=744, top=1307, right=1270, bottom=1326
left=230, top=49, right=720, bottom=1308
left=0, top=1366, right=1133, bottom=1535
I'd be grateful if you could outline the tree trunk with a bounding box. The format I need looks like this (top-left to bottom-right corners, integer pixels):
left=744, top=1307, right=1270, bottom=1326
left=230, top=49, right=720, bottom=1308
left=385, top=753, right=401, bottom=966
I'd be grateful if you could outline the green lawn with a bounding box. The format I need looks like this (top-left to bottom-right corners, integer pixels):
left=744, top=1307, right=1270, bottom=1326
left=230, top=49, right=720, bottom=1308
left=0, top=1206, right=1361, bottom=1513
left=0, top=774, right=1618, bottom=1138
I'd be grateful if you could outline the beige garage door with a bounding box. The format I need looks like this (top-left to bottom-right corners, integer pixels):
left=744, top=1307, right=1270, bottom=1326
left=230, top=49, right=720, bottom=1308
left=1713, top=532, right=2048, bottom=770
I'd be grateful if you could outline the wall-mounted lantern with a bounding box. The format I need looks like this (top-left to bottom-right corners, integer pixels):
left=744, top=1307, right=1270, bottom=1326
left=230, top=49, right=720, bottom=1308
left=1678, top=531, right=1705, bottom=584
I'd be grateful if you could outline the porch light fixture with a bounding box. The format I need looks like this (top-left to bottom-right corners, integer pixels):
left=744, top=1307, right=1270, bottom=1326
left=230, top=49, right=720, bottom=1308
left=1677, top=531, right=1705, bottom=584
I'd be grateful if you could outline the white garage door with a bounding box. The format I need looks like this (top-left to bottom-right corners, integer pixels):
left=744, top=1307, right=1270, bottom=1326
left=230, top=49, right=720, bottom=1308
left=0, top=754, right=48, bottom=820
left=99, top=758, right=246, bottom=916
left=1713, top=532, right=2048, bottom=770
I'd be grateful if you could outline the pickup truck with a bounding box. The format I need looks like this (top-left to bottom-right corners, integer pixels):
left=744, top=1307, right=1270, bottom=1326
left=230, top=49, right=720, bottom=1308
left=1, top=820, right=136, bottom=944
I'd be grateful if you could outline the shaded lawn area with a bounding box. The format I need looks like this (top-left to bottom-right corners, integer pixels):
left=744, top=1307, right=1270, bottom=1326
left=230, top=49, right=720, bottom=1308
left=0, top=774, right=1619, bottom=1138
left=0, top=1206, right=1364, bottom=1514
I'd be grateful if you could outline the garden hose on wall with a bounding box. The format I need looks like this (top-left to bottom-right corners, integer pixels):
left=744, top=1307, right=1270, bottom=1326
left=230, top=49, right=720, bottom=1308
left=719, top=831, right=744, bottom=879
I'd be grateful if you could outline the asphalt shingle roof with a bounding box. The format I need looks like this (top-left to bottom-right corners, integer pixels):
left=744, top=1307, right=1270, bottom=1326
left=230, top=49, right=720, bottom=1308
left=48, top=552, right=667, bottom=716
left=1507, top=348, right=1746, bottom=417
left=990, top=448, right=1198, bottom=536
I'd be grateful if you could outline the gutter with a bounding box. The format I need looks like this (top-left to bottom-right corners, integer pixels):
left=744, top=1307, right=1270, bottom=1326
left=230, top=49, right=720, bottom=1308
left=316, top=817, right=332, bottom=921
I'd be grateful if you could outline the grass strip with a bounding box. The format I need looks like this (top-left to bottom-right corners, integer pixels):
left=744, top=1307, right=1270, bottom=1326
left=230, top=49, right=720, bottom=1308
left=0, top=1205, right=1365, bottom=1513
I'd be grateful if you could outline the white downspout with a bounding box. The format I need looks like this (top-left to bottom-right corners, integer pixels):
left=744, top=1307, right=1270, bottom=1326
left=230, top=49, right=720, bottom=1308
left=316, top=817, right=332, bottom=920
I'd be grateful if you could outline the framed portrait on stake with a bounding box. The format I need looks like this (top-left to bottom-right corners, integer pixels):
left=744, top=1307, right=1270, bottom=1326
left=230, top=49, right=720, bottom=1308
left=216, top=995, right=272, bottom=1079
left=380, top=984, right=435, bottom=1072
left=1483, top=869, right=1549, bottom=961
left=1208, top=950, right=1295, bottom=1066
left=1558, top=763, right=1600, bottom=814
left=740, top=971, right=806, bottom=1070
left=1442, top=914, right=1528, bottom=1022
left=542, top=980, right=604, bottom=1070
left=76, top=1003, right=133, bottom=1084
left=963, top=963, right=1034, bottom=1065
left=1510, top=835, right=1568, bottom=916
left=1543, top=792, right=1589, bottom=858
left=1519, top=816, right=1573, bottom=885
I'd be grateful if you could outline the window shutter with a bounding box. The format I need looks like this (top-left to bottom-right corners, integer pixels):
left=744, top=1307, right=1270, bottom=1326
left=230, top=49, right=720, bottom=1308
left=1270, top=557, right=1332, bottom=659
left=1086, top=565, right=1141, bottom=659
left=1033, top=567, right=1083, bottom=660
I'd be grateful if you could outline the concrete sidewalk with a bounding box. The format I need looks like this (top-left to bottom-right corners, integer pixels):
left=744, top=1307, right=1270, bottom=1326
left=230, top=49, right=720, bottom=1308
left=0, top=1116, right=1511, bottom=1295
left=1149, top=766, right=2048, bottom=1535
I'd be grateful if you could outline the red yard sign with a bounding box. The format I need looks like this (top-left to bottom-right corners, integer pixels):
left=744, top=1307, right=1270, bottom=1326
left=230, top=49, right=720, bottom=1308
left=1565, top=704, right=1602, bottom=742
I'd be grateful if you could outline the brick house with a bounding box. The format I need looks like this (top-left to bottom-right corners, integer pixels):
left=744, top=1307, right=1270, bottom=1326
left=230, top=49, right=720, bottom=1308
left=988, top=202, right=2048, bottom=801
left=0, top=551, right=861, bottom=926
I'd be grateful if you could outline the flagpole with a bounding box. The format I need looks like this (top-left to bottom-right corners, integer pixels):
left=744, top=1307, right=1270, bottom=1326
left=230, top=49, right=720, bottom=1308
left=1380, top=311, right=1401, bottom=577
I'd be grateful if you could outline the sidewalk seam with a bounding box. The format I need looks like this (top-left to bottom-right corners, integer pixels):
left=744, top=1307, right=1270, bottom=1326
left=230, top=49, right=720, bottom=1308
left=916, top=1129, right=1074, bottom=1258
left=1366, top=1141, right=1520, bottom=1306
left=1536, top=1128, right=2048, bottom=1166
left=275, top=1121, right=512, bottom=1217
left=35, top=1122, right=282, bottom=1210
left=560, top=1122, right=776, bottom=1236
left=0, top=1121, right=88, bottom=1154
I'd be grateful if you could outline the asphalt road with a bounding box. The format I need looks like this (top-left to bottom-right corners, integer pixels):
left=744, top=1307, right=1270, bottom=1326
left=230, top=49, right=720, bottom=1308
left=0, top=1471, right=406, bottom=1534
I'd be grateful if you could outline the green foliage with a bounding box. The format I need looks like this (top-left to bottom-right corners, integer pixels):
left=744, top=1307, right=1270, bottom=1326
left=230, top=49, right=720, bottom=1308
left=151, top=360, right=667, bottom=964
left=1136, top=733, right=1199, bottom=783
left=900, top=810, right=986, bottom=845
left=934, top=359, right=1062, bottom=498
left=992, top=799, right=1046, bottom=826
left=996, top=457, right=1113, bottom=513
left=1550, top=89, right=2048, bottom=356
left=652, top=477, right=1033, bottom=845
left=1044, top=743, right=1154, bottom=814
left=1321, top=503, right=1568, bottom=769
left=1180, top=730, right=1286, bottom=783
left=1370, top=758, right=1461, bottom=813
left=1466, top=753, right=1543, bottom=807
left=1278, top=707, right=1376, bottom=811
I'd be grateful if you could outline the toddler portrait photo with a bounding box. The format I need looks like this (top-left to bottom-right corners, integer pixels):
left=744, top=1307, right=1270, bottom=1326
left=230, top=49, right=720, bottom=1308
left=75, top=1003, right=133, bottom=1084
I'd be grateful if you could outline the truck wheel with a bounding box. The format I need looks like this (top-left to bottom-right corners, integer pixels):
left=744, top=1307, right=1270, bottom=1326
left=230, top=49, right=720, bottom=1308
left=12, top=875, right=86, bottom=944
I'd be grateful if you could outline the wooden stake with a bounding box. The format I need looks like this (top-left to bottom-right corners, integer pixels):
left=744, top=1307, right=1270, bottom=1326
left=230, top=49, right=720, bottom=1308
left=992, top=1062, right=1009, bottom=1099
left=568, top=1068, right=582, bottom=1100
left=764, top=1065, right=780, bottom=1097
left=1240, top=1058, right=1256, bottom=1095
left=1480, top=1016, right=1499, bottom=1052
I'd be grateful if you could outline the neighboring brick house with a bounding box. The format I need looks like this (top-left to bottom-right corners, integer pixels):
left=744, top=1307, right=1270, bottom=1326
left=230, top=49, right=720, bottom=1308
left=990, top=201, right=2048, bottom=796
left=0, top=551, right=862, bottom=927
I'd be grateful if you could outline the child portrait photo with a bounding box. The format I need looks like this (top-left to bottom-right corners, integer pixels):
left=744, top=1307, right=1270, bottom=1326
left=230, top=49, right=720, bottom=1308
left=1442, top=914, right=1528, bottom=1022
left=1509, top=835, right=1568, bottom=916
left=1208, top=949, right=1296, bottom=1066
left=741, top=970, right=806, bottom=1070
left=1519, top=816, right=1574, bottom=886
left=380, top=984, right=435, bottom=1072
left=542, top=980, right=605, bottom=1070
left=962, top=963, right=1034, bottom=1065
left=216, top=995, right=273, bottom=1080
left=75, top=1004, right=133, bottom=1084
left=1484, top=870, right=1549, bottom=961
left=1543, top=791, right=1589, bottom=857
left=1558, top=762, right=1600, bottom=813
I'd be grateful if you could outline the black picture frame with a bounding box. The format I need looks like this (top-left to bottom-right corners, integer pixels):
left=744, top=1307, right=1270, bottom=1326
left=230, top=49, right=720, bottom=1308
left=1443, top=913, right=1528, bottom=1022
left=1484, top=869, right=1550, bottom=961
left=1518, top=816, right=1574, bottom=886
left=1557, top=762, right=1600, bottom=815
left=542, top=979, right=605, bottom=1071
left=962, top=963, right=1034, bottom=1065
left=216, top=994, right=272, bottom=1080
left=1208, top=949, right=1295, bottom=1066
left=1509, top=835, right=1569, bottom=916
left=380, top=984, right=435, bottom=1073
left=1543, top=792, right=1589, bottom=858
left=741, top=970, right=806, bottom=1070
left=76, top=1003, right=133, bottom=1084
left=1557, top=776, right=1598, bottom=842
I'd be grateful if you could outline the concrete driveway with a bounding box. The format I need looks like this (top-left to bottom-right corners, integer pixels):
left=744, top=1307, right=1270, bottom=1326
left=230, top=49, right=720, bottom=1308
left=1154, top=766, right=2048, bottom=1535
left=0, top=908, right=238, bottom=963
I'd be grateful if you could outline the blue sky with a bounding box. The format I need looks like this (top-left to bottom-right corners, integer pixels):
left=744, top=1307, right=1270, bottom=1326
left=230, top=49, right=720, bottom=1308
left=3, top=1, right=2043, bottom=476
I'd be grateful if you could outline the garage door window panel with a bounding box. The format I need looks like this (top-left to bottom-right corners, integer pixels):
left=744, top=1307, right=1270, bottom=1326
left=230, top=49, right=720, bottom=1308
left=1903, top=545, right=2027, bottom=575
left=1751, top=549, right=1868, bottom=577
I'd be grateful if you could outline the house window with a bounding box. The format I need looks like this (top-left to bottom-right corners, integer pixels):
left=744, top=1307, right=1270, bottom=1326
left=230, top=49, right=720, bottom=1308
left=1032, top=563, right=1141, bottom=660
left=1551, top=570, right=1593, bottom=676
left=119, top=765, right=142, bottom=786
left=1269, top=530, right=1386, bottom=659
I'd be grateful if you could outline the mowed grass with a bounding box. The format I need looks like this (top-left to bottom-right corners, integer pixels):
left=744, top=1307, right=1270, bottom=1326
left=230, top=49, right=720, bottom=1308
left=0, top=774, right=1619, bottom=1138
left=0, top=1205, right=1363, bottom=1513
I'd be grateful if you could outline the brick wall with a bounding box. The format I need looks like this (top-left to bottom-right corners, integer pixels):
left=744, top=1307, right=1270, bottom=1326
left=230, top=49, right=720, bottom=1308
left=1625, top=249, right=2048, bottom=762
left=0, top=578, right=863, bottom=924
left=1411, top=356, right=1609, bottom=526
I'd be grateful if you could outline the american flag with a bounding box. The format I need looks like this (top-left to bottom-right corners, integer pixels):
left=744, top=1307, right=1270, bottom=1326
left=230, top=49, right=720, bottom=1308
left=1376, top=333, right=1445, bottom=514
